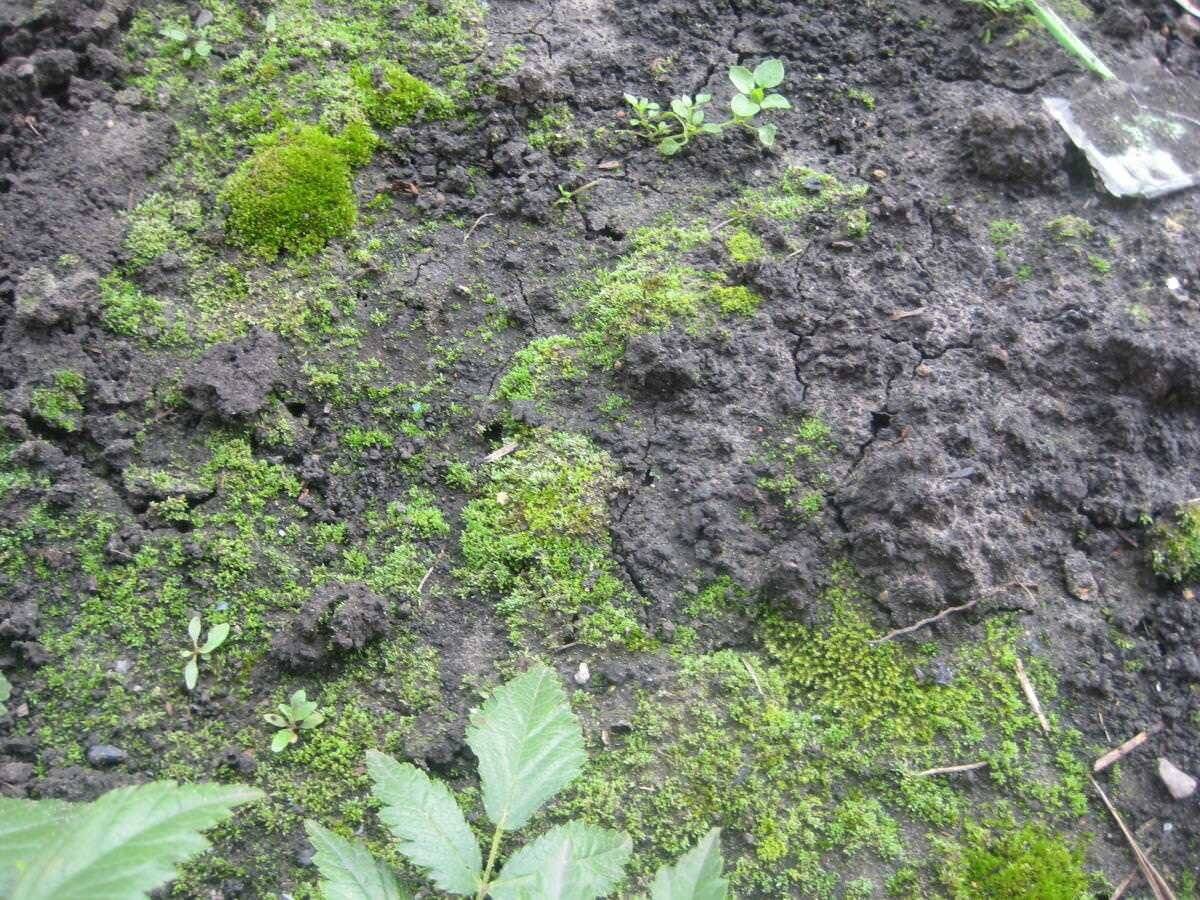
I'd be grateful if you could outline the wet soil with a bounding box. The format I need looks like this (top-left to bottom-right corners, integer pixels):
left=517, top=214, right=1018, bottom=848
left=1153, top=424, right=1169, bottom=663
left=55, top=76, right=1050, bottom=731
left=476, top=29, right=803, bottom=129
left=1, top=0, right=1199, bottom=896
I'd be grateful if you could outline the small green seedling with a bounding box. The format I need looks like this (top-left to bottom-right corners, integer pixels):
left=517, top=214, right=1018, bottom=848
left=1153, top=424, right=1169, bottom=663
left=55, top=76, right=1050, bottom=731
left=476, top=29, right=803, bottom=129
left=625, top=58, right=790, bottom=156
left=264, top=689, right=325, bottom=753
left=180, top=616, right=230, bottom=691
left=554, top=180, right=600, bottom=208
left=159, top=24, right=212, bottom=64
left=0, top=672, right=10, bottom=717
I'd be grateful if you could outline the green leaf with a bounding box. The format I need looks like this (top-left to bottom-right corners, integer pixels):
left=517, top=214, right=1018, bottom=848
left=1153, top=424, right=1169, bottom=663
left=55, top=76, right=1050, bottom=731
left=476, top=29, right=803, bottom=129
left=187, top=616, right=201, bottom=644
left=160, top=26, right=188, bottom=42
left=367, top=751, right=482, bottom=895
left=658, top=137, right=684, bottom=156
left=263, top=713, right=288, bottom=728
left=271, top=729, right=294, bottom=753
left=6, top=781, right=260, bottom=900
left=758, top=94, right=791, bottom=111
left=300, top=710, right=325, bottom=730
left=753, top=58, right=785, bottom=88
left=0, top=671, right=10, bottom=703
left=0, top=797, right=74, bottom=872
left=184, top=657, right=198, bottom=691
left=200, top=622, right=229, bottom=653
left=193, top=40, right=211, bottom=58
left=491, top=821, right=631, bottom=900
left=669, top=98, right=691, bottom=119
left=728, top=66, right=755, bottom=94
left=304, top=820, right=412, bottom=900
left=700, top=123, right=724, bottom=135
left=264, top=12, right=277, bottom=33
left=757, top=124, right=777, bottom=148
left=730, top=94, right=759, bottom=118
left=649, top=829, right=728, bottom=900
left=466, top=665, right=586, bottom=830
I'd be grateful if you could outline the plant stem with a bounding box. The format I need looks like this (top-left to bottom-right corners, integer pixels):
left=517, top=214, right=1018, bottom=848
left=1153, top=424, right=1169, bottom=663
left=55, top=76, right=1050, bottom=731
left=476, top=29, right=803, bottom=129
left=476, top=821, right=505, bottom=900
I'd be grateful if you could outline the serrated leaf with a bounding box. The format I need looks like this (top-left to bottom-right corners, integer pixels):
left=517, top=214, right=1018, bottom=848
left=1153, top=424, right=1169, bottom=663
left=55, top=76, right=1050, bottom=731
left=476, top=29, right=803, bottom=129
left=757, top=124, right=777, bottom=147
left=753, top=58, right=785, bottom=88
left=758, top=94, right=791, bottom=110
left=649, top=829, right=728, bottom=900
left=184, top=657, right=198, bottom=691
left=367, top=751, right=481, bottom=895
left=200, top=622, right=230, bottom=653
left=491, top=821, right=631, bottom=900
left=304, top=820, right=412, bottom=900
left=728, top=66, right=755, bottom=94
left=6, top=781, right=260, bottom=900
left=730, top=94, right=759, bottom=118
left=466, top=665, right=586, bottom=830
left=271, top=730, right=294, bottom=752
left=0, top=797, right=74, bottom=872
left=188, top=616, right=201, bottom=643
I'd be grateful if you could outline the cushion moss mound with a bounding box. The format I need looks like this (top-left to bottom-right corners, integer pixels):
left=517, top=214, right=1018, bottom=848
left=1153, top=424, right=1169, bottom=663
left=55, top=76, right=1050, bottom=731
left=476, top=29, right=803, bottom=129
left=943, top=822, right=1091, bottom=899
left=221, top=124, right=367, bottom=259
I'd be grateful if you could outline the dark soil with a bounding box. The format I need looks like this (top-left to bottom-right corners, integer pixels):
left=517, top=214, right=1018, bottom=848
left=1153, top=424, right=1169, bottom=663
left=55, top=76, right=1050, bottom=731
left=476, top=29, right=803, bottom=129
left=1, top=0, right=1199, bottom=896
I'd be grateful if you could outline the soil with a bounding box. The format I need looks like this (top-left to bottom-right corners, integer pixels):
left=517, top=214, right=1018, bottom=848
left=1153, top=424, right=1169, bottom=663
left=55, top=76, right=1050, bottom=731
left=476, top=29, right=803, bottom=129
left=0, top=0, right=1199, bottom=896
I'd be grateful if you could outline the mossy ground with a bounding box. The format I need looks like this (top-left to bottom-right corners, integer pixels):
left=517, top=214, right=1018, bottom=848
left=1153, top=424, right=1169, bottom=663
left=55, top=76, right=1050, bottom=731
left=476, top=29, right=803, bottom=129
left=0, top=0, right=1164, bottom=895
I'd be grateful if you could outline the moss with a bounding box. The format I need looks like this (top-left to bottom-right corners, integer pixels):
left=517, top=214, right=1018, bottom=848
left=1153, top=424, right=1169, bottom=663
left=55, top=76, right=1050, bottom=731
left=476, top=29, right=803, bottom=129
left=30, top=371, right=86, bottom=432
left=99, top=274, right=168, bottom=338
left=734, top=166, right=868, bottom=224
left=124, top=193, right=203, bottom=269
left=494, top=336, right=585, bottom=403
left=725, top=227, right=765, bottom=263
left=1045, top=214, right=1093, bottom=243
left=1150, top=502, right=1200, bottom=582
left=940, top=821, right=1090, bottom=899
left=847, top=87, right=876, bottom=110
left=526, top=104, right=583, bottom=153
left=456, top=430, right=649, bottom=648
left=1088, top=254, right=1111, bottom=276
left=353, top=62, right=453, bottom=128
left=988, top=220, right=1023, bottom=248
left=220, top=124, right=365, bottom=259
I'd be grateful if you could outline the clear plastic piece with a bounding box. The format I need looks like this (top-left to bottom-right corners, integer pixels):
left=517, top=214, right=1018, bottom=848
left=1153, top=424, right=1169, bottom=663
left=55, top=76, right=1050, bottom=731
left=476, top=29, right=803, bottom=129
left=1043, top=76, right=1200, bottom=199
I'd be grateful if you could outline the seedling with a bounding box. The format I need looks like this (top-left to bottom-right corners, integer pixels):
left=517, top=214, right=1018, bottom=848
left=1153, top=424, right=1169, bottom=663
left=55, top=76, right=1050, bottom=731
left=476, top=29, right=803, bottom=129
left=181, top=616, right=230, bottom=691
left=264, top=689, right=325, bottom=753
left=158, top=24, right=212, bottom=64
left=624, top=58, right=791, bottom=156
left=554, top=179, right=600, bottom=208
left=304, top=664, right=731, bottom=897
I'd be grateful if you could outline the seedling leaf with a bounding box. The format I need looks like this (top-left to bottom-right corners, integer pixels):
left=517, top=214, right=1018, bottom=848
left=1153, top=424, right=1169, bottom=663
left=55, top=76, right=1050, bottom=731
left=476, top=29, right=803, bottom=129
left=305, top=820, right=412, bottom=900
left=466, top=664, right=586, bottom=829
left=367, top=751, right=482, bottom=895
left=200, top=622, right=230, bottom=653
left=730, top=94, right=759, bottom=118
left=649, top=828, right=728, bottom=900
left=271, top=730, right=294, bottom=753
left=490, top=821, right=631, bottom=900
left=188, top=616, right=201, bottom=643
left=5, top=781, right=261, bottom=900
left=670, top=98, right=691, bottom=119
left=728, top=66, right=756, bottom=94
left=753, top=58, right=785, bottom=88
left=184, top=657, right=199, bottom=691
left=659, top=137, right=684, bottom=156
left=758, top=94, right=791, bottom=111
left=757, top=124, right=777, bottom=148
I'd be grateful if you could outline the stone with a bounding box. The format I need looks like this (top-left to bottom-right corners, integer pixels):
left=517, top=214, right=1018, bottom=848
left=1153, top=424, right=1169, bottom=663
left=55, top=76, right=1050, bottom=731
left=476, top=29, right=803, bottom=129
left=86, top=744, right=127, bottom=768
left=1062, top=550, right=1098, bottom=601
left=1158, top=757, right=1197, bottom=800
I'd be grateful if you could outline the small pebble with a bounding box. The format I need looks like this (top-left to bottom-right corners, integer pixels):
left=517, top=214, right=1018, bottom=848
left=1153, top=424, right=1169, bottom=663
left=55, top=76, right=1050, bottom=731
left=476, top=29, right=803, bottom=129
left=86, top=744, right=127, bottom=768
left=574, top=662, right=590, bottom=685
left=1157, top=757, right=1197, bottom=800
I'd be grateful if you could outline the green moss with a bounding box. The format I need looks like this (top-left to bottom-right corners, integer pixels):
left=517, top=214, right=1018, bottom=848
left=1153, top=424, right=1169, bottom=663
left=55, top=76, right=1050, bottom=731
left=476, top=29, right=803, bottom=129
left=1150, top=502, right=1200, bottom=582
left=220, top=124, right=365, bottom=259
left=526, top=104, right=583, bottom=154
left=1088, top=254, right=1111, bottom=276
left=1045, top=214, right=1093, bottom=243
left=725, top=227, right=765, bottom=263
left=98, top=274, right=168, bottom=339
left=456, top=430, right=649, bottom=648
left=940, top=821, right=1090, bottom=899
left=352, top=63, right=453, bottom=128
left=988, top=220, right=1023, bottom=248
left=494, top=336, right=585, bottom=403
left=124, top=193, right=203, bottom=269
left=735, top=167, right=869, bottom=224
left=341, top=427, right=394, bottom=452
left=847, top=87, right=876, bottom=110
left=30, top=371, right=86, bottom=432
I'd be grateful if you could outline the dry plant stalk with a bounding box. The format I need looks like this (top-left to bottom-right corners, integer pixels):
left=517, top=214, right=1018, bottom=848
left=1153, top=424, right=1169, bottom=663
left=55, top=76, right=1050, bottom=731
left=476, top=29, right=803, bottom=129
left=1013, top=656, right=1050, bottom=734
left=913, top=761, right=987, bottom=777
left=1091, top=778, right=1176, bottom=900
left=1093, top=723, right=1163, bottom=773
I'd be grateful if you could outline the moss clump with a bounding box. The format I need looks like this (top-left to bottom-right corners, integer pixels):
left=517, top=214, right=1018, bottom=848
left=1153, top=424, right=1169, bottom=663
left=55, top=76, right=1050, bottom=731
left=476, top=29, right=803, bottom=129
left=940, top=822, right=1090, bottom=899
left=30, top=371, right=86, bottom=432
left=725, top=227, right=765, bottom=264
left=221, top=124, right=368, bottom=259
left=124, top=193, right=203, bottom=269
left=456, top=430, right=648, bottom=648
left=353, top=63, right=453, bottom=128
left=1150, top=502, right=1200, bottom=582
left=710, top=284, right=761, bottom=316
left=734, top=167, right=868, bottom=224
left=1045, top=214, right=1094, bottom=243
left=99, top=274, right=167, bottom=338
left=494, top=336, right=585, bottom=403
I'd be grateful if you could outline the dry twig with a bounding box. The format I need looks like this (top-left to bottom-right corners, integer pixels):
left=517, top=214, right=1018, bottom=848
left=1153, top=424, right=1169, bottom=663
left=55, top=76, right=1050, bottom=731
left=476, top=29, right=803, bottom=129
left=1014, top=656, right=1051, bottom=734
left=417, top=551, right=445, bottom=596
left=1110, top=868, right=1138, bottom=900
left=870, top=599, right=978, bottom=645
left=465, top=212, right=495, bottom=241
left=912, top=761, right=988, bottom=777
left=1091, top=778, right=1176, bottom=900
left=483, top=441, right=519, bottom=463
left=1093, top=722, right=1163, bottom=773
